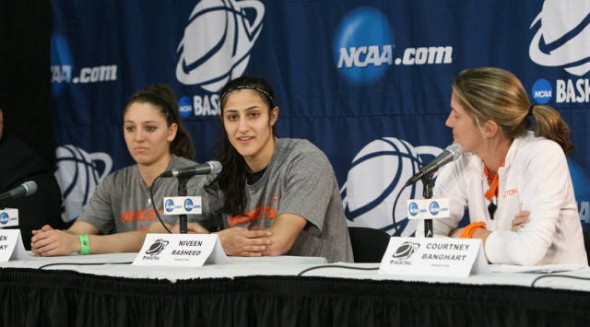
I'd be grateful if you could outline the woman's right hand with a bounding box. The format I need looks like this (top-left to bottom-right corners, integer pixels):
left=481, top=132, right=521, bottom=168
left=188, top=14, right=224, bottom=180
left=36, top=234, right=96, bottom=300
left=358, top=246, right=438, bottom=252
left=31, top=225, right=79, bottom=256
left=216, top=227, right=272, bottom=257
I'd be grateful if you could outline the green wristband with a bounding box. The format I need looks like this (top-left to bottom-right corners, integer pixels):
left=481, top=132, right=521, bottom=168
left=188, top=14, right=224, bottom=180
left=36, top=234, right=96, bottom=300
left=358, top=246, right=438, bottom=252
left=79, top=234, right=90, bottom=255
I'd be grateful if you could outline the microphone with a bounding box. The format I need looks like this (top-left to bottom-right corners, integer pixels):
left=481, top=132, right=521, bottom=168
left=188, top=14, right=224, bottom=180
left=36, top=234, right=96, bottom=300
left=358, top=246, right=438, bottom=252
left=405, top=144, right=463, bottom=186
left=0, top=181, right=38, bottom=204
left=160, top=161, right=222, bottom=178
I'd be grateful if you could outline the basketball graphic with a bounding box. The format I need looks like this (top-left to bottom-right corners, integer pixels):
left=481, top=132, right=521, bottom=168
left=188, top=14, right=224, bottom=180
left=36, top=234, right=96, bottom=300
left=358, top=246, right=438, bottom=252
left=176, top=0, right=265, bottom=92
left=146, top=239, right=169, bottom=256
left=529, top=0, right=590, bottom=76
left=341, top=137, right=442, bottom=236
left=391, top=241, right=420, bottom=261
left=54, top=145, right=113, bottom=222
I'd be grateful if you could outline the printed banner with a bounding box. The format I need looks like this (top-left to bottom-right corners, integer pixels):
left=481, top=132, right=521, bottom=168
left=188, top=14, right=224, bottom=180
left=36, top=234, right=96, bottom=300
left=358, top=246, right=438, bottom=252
left=51, top=0, right=590, bottom=234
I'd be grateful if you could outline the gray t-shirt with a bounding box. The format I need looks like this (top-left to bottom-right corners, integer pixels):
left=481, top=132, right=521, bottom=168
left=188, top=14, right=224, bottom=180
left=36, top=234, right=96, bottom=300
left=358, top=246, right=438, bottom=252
left=219, top=138, right=353, bottom=263
left=78, top=155, right=220, bottom=234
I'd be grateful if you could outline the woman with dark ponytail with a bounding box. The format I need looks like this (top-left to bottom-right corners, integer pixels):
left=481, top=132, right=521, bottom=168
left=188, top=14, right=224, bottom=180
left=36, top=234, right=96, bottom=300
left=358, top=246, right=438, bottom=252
left=417, top=67, right=587, bottom=265
left=31, top=83, right=216, bottom=256
left=132, top=83, right=196, bottom=161
left=195, top=76, right=352, bottom=262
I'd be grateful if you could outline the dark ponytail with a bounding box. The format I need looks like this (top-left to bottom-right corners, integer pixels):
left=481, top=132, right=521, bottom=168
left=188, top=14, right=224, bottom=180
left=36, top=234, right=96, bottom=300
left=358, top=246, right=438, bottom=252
left=125, top=83, right=195, bottom=160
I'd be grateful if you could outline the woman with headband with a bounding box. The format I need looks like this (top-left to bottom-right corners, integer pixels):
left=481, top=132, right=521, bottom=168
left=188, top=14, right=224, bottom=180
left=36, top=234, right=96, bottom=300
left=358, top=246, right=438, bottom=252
left=184, top=76, right=353, bottom=262
left=417, top=67, right=587, bottom=265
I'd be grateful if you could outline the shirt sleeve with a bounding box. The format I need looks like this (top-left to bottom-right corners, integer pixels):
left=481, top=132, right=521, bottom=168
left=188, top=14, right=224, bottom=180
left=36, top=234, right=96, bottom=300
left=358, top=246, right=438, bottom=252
left=485, top=142, right=571, bottom=265
left=278, top=150, right=336, bottom=233
left=77, top=174, right=116, bottom=234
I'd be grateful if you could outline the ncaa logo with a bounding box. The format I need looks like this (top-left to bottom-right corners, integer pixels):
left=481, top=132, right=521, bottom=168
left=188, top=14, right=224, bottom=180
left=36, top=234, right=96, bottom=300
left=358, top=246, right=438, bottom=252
left=429, top=201, right=440, bottom=216
left=184, top=198, right=194, bottom=212
left=341, top=137, right=443, bottom=236
left=165, top=199, right=175, bottom=213
left=178, top=96, right=193, bottom=118
left=408, top=202, right=419, bottom=217
left=532, top=79, right=552, bottom=104
left=529, top=1, right=590, bottom=76
left=0, top=212, right=8, bottom=225
left=55, top=145, right=112, bottom=222
left=334, top=6, right=394, bottom=85
left=176, top=0, right=265, bottom=92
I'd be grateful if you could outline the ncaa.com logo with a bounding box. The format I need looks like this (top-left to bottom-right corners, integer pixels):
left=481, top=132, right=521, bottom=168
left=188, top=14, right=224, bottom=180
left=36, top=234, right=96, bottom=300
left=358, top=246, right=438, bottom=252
left=50, top=33, right=118, bottom=97
left=333, top=6, right=453, bottom=86
left=529, top=0, right=590, bottom=104
left=176, top=0, right=265, bottom=117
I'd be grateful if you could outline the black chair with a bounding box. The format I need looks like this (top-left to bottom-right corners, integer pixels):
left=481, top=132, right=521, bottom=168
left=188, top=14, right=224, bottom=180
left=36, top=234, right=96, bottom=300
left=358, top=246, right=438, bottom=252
left=348, top=226, right=391, bottom=263
left=583, top=231, right=590, bottom=264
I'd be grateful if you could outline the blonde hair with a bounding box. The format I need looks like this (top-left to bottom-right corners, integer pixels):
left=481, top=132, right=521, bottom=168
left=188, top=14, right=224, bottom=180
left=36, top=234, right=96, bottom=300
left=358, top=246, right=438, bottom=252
left=452, top=67, right=573, bottom=154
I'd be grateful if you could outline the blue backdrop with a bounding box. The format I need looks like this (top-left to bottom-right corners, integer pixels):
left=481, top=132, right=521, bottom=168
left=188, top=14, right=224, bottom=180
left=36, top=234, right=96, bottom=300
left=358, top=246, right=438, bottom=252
left=50, top=0, right=590, bottom=234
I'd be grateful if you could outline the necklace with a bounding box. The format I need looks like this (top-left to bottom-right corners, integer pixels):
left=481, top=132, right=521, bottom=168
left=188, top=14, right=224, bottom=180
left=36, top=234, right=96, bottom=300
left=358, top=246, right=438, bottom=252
left=483, top=166, right=499, bottom=219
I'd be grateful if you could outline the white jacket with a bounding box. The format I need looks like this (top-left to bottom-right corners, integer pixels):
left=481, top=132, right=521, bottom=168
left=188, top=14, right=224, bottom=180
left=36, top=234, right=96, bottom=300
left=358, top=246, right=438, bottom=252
left=419, top=132, right=587, bottom=266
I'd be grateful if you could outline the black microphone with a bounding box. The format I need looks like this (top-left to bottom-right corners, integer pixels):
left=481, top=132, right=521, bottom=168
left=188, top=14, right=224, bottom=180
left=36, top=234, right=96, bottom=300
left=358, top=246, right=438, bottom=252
left=160, top=161, right=222, bottom=178
left=405, top=144, right=463, bottom=186
left=0, top=181, right=38, bottom=204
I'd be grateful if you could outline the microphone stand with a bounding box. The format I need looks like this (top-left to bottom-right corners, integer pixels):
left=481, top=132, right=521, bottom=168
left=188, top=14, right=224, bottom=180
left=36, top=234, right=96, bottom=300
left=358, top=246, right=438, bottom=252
left=177, top=176, right=189, bottom=234
left=422, top=174, right=434, bottom=238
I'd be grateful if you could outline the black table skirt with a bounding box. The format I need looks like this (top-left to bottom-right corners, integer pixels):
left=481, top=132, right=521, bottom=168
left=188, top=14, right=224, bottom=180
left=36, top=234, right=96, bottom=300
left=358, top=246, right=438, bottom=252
left=1, top=268, right=589, bottom=327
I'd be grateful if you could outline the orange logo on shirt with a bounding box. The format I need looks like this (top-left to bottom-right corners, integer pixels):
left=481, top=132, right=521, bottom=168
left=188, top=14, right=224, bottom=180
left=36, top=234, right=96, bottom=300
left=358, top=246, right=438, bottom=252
left=228, top=206, right=278, bottom=227
left=502, top=188, right=518, bottom=199
left=120, top=209, right=163, bottom=223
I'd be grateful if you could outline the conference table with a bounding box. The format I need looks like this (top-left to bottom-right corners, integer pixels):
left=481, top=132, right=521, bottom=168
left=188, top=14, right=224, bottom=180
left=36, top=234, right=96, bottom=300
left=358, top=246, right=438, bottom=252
left=1, top=253, right=589, bottom=327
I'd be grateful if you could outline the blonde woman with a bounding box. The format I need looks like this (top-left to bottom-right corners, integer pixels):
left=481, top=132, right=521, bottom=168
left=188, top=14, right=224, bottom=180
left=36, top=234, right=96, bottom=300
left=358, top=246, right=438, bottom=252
left=418, top=67, right=587, bottom=266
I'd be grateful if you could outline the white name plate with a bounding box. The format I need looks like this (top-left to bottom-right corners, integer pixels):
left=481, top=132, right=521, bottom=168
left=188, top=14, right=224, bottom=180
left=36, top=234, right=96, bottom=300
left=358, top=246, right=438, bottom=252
left=379, top=237, right=490, bottom=278
left=407, top=198, right=450, bottom=219
left=0, top=208, right=19, bottom=228
left=163, top=196, right=202, bottom=215
left=133, top=233, right=229, bottom=267
left=0, top=230, right=30, bottom=262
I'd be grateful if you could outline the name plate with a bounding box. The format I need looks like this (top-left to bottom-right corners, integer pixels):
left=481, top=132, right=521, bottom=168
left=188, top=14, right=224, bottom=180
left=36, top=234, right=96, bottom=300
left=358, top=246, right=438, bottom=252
left=133, top=233, right=229, bottom=267
left=163, top=196, right=202, bottom=215
left=0, top=208, right=19, bottom=228
left=407, top=198, right=450, bottom=219
left=379, top=237, right=490, bottom=277
left=0, top=230, right=30, bottom=262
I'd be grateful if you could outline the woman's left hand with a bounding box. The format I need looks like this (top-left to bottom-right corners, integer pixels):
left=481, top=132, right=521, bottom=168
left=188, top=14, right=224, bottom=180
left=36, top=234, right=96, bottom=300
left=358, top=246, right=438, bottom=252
left=511, top=210, right=530, bottom=232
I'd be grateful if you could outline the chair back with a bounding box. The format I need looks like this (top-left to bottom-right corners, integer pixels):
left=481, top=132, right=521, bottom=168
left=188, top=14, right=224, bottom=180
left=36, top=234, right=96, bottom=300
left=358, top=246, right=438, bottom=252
left=583, top=231, right=590, bottom=264
left=348, top=227, right=391, bottom=263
